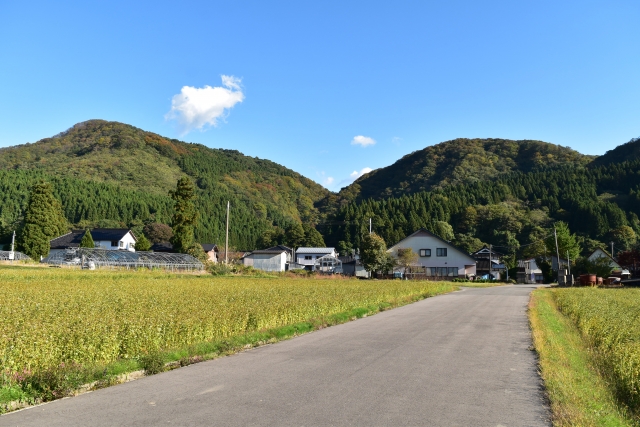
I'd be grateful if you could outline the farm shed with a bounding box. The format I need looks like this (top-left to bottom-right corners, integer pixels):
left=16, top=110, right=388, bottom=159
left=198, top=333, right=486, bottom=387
left=243, top=249, right=288, bottom=272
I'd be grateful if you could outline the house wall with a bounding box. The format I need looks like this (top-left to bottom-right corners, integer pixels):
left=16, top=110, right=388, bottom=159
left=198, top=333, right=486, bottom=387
left=588, top=248, right=621, bottom=269
left=94, top=232, right=137, bottom=252
left=389, top=236, right=476, bottom=277
left=244, top=253, right=286, bottom=272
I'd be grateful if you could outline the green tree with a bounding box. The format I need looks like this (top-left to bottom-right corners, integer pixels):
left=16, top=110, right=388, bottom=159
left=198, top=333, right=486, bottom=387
left=284, top=223, right=305, bottom=248
left=135, top=234, right=151, bottom=251
left=169, top=177, right=198, bottom=253
left=143, top=223, right=173, bottom=244
left=19, top=180, right=68, bottom=259
left=303, top=224, right=325, bottom=247
left=433, top=221, right=454, bottom=241
left=396, top=248, right=418, bottom=275
left=360, top=233, right=389, bottom=276
left=79, top=229, right=94, bottom=248
left=546, top=221, right=581, bottom=262
left=610, top=226, right=637, bottom=251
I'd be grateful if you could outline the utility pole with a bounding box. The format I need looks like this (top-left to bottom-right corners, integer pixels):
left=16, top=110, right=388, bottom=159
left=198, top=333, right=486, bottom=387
left=610, top=241, right=615, bottom=259
left=369, top=218, right=372, bottom=234
left=225, top=201, right=230, bottom=264
left=489, top=244, right=492, bottom=280
left=554, top=227, right=561, bottom=282
left=567, top=250, right=572, bottom=286
left=9, top=230, right=15, bottom=264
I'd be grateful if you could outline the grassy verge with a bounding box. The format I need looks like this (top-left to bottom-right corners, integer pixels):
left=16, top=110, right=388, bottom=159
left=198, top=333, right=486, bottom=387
left=0, top=286, right=450, bottom=413
left=529, top=288, right=636, bottom=426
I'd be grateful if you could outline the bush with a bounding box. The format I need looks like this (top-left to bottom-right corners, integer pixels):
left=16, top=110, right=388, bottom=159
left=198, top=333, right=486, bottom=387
left=139, top=352, right=165, bottom=375
left=22, top=363, right=86, bottom=401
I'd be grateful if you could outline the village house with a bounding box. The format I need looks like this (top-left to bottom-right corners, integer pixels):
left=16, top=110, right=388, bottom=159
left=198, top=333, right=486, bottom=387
left=50, top=229, right=137, bottom=252
left=471, top=246, right=507, bottom=280
left=517, top=258, right=544, bottom=284
left=387, top=229, right=477, bottom=278
left=295, top=247, right=338, bottom=271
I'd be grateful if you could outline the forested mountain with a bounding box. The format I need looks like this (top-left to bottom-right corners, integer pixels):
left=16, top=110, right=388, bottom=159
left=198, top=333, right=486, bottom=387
left=0, top=120, right=329, bottom=249
left=1, top=119, right=638, bottom=259
left=320, top=158, right=640, bottom=264
left=334, top=138, right=593, bottom=202
left=590, top=137, right=640, bottom=168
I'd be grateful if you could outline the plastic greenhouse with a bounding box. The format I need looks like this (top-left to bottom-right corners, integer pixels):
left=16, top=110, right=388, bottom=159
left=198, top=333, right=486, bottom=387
left=313, top=254, right=342, bottom=274
left=0, top=250, right=31, bottom=261
left=42, top=248, right=204, bottom=271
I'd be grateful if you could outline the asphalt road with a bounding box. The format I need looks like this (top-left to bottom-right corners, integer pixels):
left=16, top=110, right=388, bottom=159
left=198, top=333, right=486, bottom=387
left=2, top=285, right=550, bottom=426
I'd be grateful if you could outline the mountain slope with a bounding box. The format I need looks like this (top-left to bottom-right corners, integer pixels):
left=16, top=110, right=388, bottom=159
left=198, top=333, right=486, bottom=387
left=0, top=120, right=330, bottom=249
left=590, top=137, right=640, bottom=168
left=341, top=138, right=594, bottom=201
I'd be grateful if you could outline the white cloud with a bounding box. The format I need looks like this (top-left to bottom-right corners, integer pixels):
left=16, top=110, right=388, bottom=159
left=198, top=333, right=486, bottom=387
left=165, top=75, right=244, bottom=135
left=351, top=135, right=376, bottom=147
left=392, top=136, right=402, bottom=145
left=337, top=167, right=373, bottom=187
left=324, top=176, right=335, bottom=186
left=350, top=167, right=373, bottom=179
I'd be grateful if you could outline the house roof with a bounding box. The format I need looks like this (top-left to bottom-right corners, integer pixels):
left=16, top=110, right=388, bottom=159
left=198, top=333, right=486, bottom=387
left=50, top=228, right=135, bottom=249
left=295, top=247, right=335, bottom=254
left=588, top=248, right=621, bottom=268
left=201, top=244, right=218, bottom=252
left=265, top=245, right=292, bottom=253
left=90, top=229, right=135, bottom=242
left=388, top=229, right=477, bottom=264
left=151, top=242, right=174, bottom=252
left=50, top=230, right=85, bottom=249
left=471, top=246, right=504, bottom=257
left=249, top=249, right=288, bottom=255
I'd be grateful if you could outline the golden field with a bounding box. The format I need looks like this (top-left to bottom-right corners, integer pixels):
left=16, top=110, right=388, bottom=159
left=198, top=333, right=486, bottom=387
left=0, top=267, right=456, bottom=376
left=553, top=288, right=640, bottom=415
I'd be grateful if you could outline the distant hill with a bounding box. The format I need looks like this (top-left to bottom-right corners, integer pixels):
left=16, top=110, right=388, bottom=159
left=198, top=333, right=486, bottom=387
left=590, top=137, right=640, bottom=168
left=0, top=120, right=329, bottom=248
left=336, top=138, right=594, bottom=201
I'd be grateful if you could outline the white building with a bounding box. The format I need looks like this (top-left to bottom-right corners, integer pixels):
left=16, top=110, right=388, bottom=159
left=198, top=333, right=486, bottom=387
left=295, top=247, right=337, bottom=271
left=517, top=258, right=544, bottom=284
left=387, top=229, right=477, bottom=278
left=243, top=248, right=289, bottom=272
left=50, top=229, right=137, bottom=252
left=588, top=248, right=621, bottom=270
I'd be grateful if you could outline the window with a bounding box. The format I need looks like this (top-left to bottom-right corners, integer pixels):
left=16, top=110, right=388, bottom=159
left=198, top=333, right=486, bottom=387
left=437, top=267, right=448, bottom=276
left=436, top=248, right=447, bottom=257
left=304, top=255, right=312, bottom=260
left=448, top=267, right=458, bottom=277
left=111, top=241, right=118, bottom=247
left=119, top=241, right=125, bottom=248
left=419, top=249, right=431, bottom=257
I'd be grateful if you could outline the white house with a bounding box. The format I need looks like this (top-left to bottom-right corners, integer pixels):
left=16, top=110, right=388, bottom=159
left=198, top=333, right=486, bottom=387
left=517, top=258, right=544, bottom=284
left=243, top=248, right=289, bottom=272
left=295, top=247, right=337, bottom=271
left=588, top=248, right=621, bottom=270
left=387, top=229, right=476, bottom=278
left=50, top=229, right=137, bottom=252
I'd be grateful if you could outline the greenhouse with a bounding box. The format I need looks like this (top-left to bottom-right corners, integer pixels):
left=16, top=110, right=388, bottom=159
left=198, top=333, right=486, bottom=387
left=0, top=250, right=31, bottom=261
left=314, top=254, right=342, bottom=274
left=42, top=248, right=204, bottom=271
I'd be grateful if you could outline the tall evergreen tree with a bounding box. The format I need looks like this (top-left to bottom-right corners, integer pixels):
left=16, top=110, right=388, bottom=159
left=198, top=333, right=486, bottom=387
left=170, top=177, right=198, bottom=253
left=79, top=229, right=94, bottom=248
left=302, top=224, right=325, bottom=247
left=284, top=223, right=305, bottom=248
left=19, top=180, right=68, bottom=259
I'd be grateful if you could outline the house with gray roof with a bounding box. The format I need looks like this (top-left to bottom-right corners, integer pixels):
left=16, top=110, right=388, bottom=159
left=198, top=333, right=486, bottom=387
left=51, top=229, right=137, bottom=252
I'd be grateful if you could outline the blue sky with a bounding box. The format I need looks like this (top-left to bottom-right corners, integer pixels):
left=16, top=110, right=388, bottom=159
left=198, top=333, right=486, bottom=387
left=1, top=1, right=638, bottom=191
